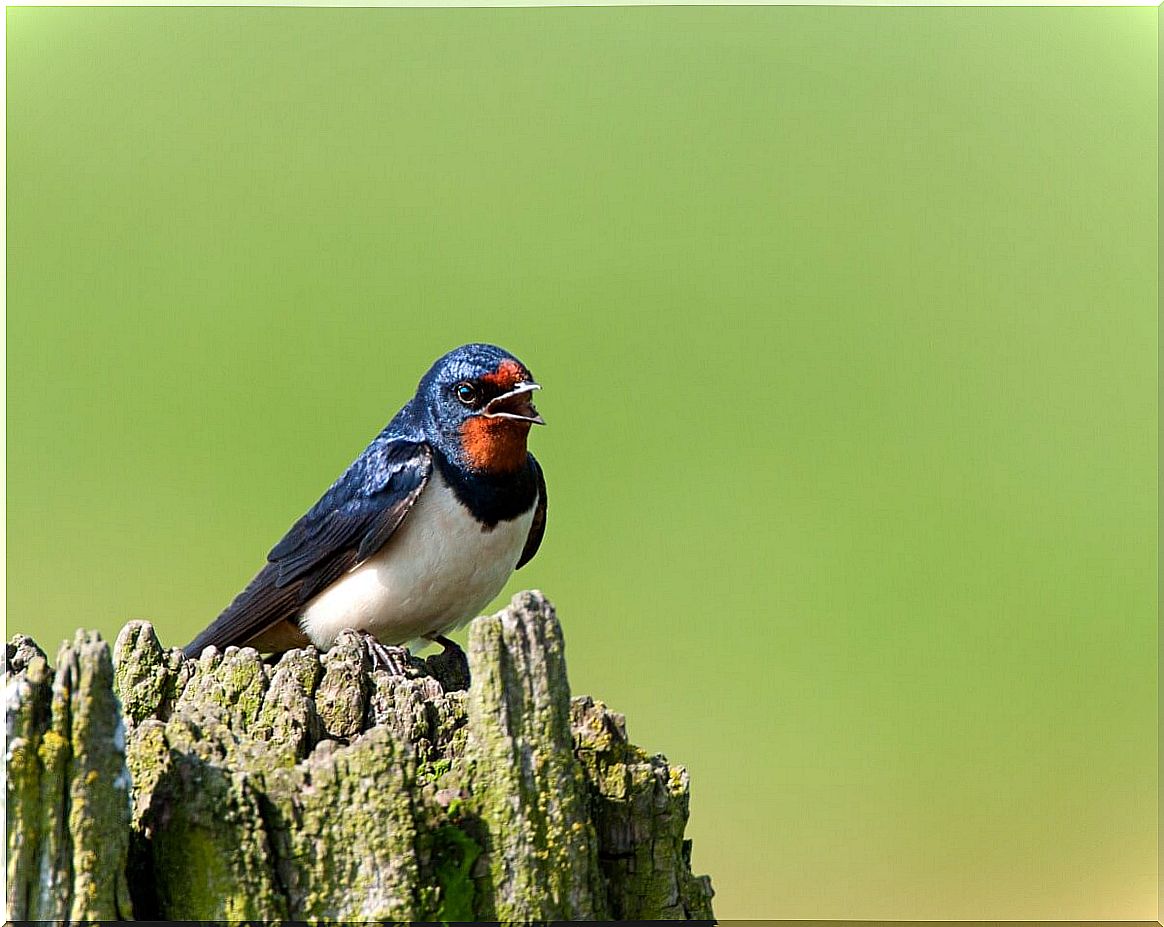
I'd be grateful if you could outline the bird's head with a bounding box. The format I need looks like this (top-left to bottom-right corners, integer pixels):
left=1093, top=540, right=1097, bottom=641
left=417, top=343, right=544, bottom=473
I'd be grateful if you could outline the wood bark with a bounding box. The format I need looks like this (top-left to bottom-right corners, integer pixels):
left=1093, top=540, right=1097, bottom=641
left=6, top=591, right=714, bottom=921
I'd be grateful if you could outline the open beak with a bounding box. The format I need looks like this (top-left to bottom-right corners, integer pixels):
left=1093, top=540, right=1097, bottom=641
left=483, top=382, right=545, bottom=425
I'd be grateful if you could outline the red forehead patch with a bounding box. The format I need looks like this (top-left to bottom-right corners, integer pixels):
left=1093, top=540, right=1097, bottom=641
left=480, top=359, right=526, bottom=390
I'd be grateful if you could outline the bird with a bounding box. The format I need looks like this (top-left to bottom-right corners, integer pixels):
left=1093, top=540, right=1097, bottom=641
left=184, top=343, right=546, bottom=671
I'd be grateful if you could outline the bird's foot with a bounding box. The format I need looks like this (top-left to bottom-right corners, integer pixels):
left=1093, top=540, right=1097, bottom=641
left=357, top=630, right=415, bottom=676
left=424, top=634, right=471, bottom=692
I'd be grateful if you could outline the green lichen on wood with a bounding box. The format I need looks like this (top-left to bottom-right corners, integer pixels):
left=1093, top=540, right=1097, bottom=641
left=467, top=590, right=608, bottom=920
left=315, top=632, right=371, bottom=741
left=138, top=731, right=286, bottom=920
left=262, top=727, right=421, bottom=919
left=5, top=637, right=50, bottom=919
left=572, top=696, right=715, bottom=919
left=252, top=645, right=323, bottom=763
left=7, top=591, right=714, bottom=921
left=428, top=822, right=482, bottom=921
left=112, top=622, right=184, bottom=726
left=63, top=631, right=133, bottom=921
left=5, top=631, right=132, bottom=921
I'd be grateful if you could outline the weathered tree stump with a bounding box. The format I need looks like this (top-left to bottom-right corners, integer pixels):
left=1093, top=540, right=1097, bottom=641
left=6, top=590, right=714, bottom=921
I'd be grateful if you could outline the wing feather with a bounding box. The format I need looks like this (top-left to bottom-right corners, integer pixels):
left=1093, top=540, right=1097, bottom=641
left=185, top=441, right=433, bottom=656
left=515, top=453, right=547, bottom=570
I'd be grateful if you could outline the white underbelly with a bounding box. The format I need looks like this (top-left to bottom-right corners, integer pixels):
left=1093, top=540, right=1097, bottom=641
left=300, top=469, right=536, bottom=649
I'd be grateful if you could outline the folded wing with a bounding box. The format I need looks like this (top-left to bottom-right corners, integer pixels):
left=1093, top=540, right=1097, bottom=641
left=515, top=453, right=547, bottom=570
left=184, top=440, right=433, bottom=656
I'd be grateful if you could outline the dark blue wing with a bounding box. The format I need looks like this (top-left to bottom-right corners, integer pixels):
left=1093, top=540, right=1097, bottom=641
left=515, top=453, right=546, bottom=570
left=185, top=439, right=433, bottom=656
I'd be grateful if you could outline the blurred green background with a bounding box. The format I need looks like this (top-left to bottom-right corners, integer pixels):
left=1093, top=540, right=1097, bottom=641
left=6, top=6, right=1157, bottom=919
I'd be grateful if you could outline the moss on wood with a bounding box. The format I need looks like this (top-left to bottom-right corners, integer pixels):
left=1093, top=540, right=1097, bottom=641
left=6, top=592, right=714, bottom=921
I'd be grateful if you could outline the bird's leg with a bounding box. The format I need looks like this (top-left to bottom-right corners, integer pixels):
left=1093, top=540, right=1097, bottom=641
left=423, top=634, right=471, bottom=692
left=428, top=634, right=465, bottom=660
left=357, top=629, right=413, bottom=676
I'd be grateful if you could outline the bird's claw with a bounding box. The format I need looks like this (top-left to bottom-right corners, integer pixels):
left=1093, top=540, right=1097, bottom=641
left=357, top=630, right=414, bottom=676
left=352, top=630, right=468, bottom=689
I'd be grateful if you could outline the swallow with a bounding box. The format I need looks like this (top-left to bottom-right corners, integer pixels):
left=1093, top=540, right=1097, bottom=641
left=184, top=343, right=546, bottom=669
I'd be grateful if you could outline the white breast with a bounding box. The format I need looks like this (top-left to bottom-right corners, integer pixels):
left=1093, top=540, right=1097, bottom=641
left=299, top=469, right=536, bottom=649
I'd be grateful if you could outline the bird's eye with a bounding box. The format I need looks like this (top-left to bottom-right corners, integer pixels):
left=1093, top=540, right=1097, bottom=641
left=455, top=382, right=479, bottom=406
